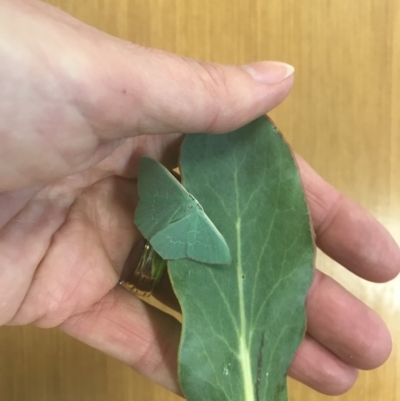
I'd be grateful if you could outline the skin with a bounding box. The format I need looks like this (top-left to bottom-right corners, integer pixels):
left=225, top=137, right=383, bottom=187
left=1, top=0, right=399, bottom=396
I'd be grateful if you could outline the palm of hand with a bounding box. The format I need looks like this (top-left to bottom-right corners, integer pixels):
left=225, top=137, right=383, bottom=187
left=0, top=134, right=179, bottom=327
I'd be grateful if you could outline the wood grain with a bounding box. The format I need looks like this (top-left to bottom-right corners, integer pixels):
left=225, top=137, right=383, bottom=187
left=1, top=0, right=399, bottom=400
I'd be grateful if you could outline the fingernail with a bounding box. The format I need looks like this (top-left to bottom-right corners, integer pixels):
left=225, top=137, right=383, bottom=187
left=243, top=61, right=295, bottom=85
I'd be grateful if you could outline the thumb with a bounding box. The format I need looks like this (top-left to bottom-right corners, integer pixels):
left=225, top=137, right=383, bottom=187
left=0, top=0, right=294, bottom=192
left=81, top=44, right=294, bottom=139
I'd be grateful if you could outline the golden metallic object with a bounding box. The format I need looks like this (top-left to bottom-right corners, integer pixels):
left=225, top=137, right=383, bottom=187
left=119, top=242, right=166, bottom=297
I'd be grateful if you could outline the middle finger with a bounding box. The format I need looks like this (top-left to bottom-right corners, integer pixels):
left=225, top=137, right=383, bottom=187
left=306, top=269, right=392, bottom=370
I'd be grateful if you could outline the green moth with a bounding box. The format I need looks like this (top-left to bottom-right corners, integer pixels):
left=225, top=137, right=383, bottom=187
left=135, top=157, right=232, bottom=265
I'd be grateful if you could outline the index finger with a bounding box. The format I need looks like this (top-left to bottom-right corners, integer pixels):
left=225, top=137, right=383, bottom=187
left=296, top=155, right=400, bottom=282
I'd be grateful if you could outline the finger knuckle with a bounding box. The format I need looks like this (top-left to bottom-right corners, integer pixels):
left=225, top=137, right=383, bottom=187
left=195, top=62, right=229, bottom=132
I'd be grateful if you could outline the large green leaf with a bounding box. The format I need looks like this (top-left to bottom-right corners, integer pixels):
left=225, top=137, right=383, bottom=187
left=168, top=116, right=315, bottom=401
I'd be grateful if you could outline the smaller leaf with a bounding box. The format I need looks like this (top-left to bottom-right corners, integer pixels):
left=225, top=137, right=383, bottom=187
left=134, top=157, right=232, bottom=264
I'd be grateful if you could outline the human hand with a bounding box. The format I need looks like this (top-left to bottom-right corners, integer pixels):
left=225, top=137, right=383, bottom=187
left=1, top=0, right=399, bottom=397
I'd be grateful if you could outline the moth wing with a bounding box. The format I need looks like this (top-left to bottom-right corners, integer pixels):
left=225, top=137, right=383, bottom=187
left=186, top=210, right=232, bottom=265
left=150, top=209, right=231, bottom=265
left=149, top=213, right=193, bottom=260
left=135, top=157, right=192, bottom=239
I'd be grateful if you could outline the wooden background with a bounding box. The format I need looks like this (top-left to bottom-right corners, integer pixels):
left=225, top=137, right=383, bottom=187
left=1, top=0, right=399, bottom=400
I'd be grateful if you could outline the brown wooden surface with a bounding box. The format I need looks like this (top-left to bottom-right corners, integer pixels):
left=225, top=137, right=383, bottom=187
left=1, top=0, right=399, bottom=400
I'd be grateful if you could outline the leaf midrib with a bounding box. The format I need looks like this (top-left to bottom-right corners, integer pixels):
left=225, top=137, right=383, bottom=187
left=234, top=167, right=255, bottom=401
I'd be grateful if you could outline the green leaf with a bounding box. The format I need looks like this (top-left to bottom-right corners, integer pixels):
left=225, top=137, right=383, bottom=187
left=135, top=157, right=231, bottom=264
left=168, top=116, right=315, bottom=401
